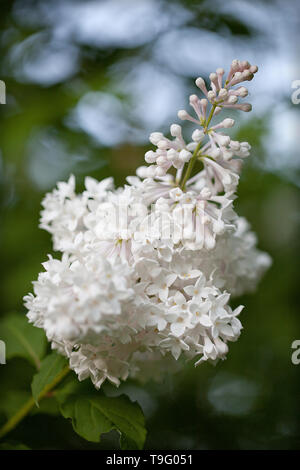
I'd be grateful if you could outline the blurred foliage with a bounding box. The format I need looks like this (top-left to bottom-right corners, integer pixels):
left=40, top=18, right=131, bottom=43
left=0, top=0, right=299, bottom=450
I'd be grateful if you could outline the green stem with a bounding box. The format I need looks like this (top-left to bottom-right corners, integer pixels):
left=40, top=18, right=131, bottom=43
left=179, top=103, right=217, bottom=190
left=204, top=103, right=217, bottom=132
left=180, top=141, right=202, bottom=190
left=0, top=365, right=70, bottom=440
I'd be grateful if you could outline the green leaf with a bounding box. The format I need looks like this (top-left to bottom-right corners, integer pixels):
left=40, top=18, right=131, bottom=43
left=60, top=393, right=146, bottom=450
left=31, top=352, right=69, bottom=404
left=0, top=390, right=31, bottom=420
left=0, top=442, right=30, bottom=450
left=0, top=313, right=47, bottom=369
left=54, top=374, right=90, bottom=404
left=31, top=396, right=60, bottom=416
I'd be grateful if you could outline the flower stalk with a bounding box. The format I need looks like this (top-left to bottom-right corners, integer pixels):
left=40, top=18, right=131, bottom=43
left=0, top=365, right=70, bottom=440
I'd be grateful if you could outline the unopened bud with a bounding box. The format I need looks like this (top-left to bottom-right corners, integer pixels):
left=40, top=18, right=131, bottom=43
left=178, top=110, right=189, bottom=120
left=145, top=150, right=156, bottom=163
left=155, top=166, right=166, bottom=177
left=192, top=129, right=204, bottom=142
left=157, top=140, right=168, bottom=150
left=170, top=124, right=182, bottom=137
left=222, top=118, right=235, bottom=128
left=218, top=88, right=228, bottom=99
left=240, top=60, right=250, bottom=69
left=240, top=103, right=252, bottom=112
left=189, top=94, right=199, bottom=104
left=156, top=156, right=167, bottom=166
left=235, top=86, right=248, bottom=97
left=207, top=90, right=216, bottom=101
left=149, top=132, right=164, bottom=145
left=167, top=148, right=177, bottom=161
left=195, top=77, right=205, bottom=89
left=218, top=135, right=231, bottom=146
left=249, top=65, right=258, bottom=74
left=179, top=149, right=192, bottom=162
left=231, top=59, right=240, bottom=72
left=227, top=95, right=238, bottom=104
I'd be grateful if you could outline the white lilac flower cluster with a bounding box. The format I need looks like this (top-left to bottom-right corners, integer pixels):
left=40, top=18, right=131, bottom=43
left=24, top=60, right=271, bottom=389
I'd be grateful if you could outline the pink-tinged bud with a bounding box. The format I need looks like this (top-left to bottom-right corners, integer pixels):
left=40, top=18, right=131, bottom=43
left=218, top=88, right=228, bottom=99
left=234, top=71, right=243, bottom=80
left=149, top=132, right=163, bottom=145
left=227, top=95, right=238, bottom=104
left=156, top=156, right=167, bottom=166
left=210, top=119, right=234, bottom=132
left=189, top=94, right=199, bottom=104
left=195, top=77, right=208, bottom=95
left=242, top=69, right=252, bottom=80
left=157, top=140, right=168, bottom=150
left=218, top=135, right=231, bottom=146
left=249, top=65, right=258, bottom=74
left=216, top=67, right=225, bottom=88
left=235, top=86, right=248, bottom=97
left=222, top=102, right=252, bottom=112
left=200, top=98, right=208, bottom=118
left=178, top=110, right=189, bottom=120
left=207, top=90, right=216, bottom=101
left=170, top=124, right=182, bottom=137
left=209, top=72, right=219, bottom=92
left=213, top=106, right=222, bottom=115
left=231, top=59, right=240, bottom=72
left=240, top=60, right=250, bottom=70
left=145, top=150, right=156, bottom=163
left=222, top=118, right=235, bottom=128
left=240, top=103, right=252, bottom=112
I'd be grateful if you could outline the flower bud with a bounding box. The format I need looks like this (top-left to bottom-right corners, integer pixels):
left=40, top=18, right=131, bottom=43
left=249, top=65, right=258, bottom=74
left=178, top=110, right=189, bottom=120
left=155, top=166, right=166, bottom=177
left=221, top=118, right=235, bottom=128
left=156, top=156, right=167, bottom=166
left=218, top=88, right=228, bottom=99
left=192, top=129, right=204, bottom=142
left=240, top=103, right=252, bottom=112
left=145, top=150, right=156, bottom=163
left=149, top=132, right=164, bottom=145
left=189, top=94, right=199, bottom=104
left=235, top=86, right=248, bottom=97
left=179, top=149, right=192, bottom=162
left=157, top=140, right=168, bottom=150
left=170, top=124, right=182, bottom=137
left=227, top=95, right=238, bottom=104
left=207, top=90, right=216, bottom=101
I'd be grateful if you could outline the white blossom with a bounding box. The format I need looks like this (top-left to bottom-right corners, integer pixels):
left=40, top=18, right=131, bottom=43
left=25, top=60, right=271, bottom=389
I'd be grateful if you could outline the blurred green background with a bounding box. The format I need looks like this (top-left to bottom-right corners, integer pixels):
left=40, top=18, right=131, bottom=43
left=0, top=0, right=299, bottom=450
